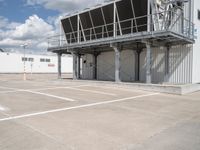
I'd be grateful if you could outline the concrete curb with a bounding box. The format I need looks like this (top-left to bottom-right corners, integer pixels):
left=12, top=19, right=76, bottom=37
left=62, top=79, right=200, bottom=95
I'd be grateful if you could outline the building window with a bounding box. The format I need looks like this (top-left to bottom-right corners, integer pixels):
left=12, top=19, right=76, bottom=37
left=22, top=57, right=28, bottom=62
left=40, top=58, right=51, bottom=62
left=40, top=58, right=45, bottom=62
left=198, top=10, right=200, bottom=20
left=46, top=59, right=51, bottom=62
left=22, top=57, right=34, bottom=62
left=28, top=58, right=34, bottom=62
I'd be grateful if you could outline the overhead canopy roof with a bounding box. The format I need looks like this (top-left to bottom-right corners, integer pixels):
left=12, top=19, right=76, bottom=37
left=61, top=0, right=147, bottom=44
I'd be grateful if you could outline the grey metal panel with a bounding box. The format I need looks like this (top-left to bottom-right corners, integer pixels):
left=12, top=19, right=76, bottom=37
left=96, top=50, right=136, bottom=81
left=140, top=45, right=193, bottom=84
left=168, top=45, right=193, bottom=84
left=97, top=51, right=115, bottom=81
left=121, top=50, right=136, bottom=81
left=82, top=54, right=94, bottom=79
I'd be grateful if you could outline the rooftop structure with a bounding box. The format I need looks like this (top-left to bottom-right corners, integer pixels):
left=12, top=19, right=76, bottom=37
left=48, top=0, right=194, bottom=52
left=47, top=0, right=200, bottom=85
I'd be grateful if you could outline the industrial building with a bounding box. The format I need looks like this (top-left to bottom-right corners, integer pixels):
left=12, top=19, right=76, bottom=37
left=48, top=0, right=200, bottom=84
left=0, top=51, right=72, bottom=74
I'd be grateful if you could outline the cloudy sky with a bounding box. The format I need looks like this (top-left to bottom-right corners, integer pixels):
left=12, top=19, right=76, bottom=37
left=0, top=0, right=103, bottom=54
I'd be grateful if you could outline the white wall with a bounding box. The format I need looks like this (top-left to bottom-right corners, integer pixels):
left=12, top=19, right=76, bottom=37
left=0, top=52, right=73, bottom=73
left=192, top=0, right=200, bottom=83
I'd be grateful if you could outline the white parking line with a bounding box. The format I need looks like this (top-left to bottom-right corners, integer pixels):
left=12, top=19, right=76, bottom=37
left=0, top=84, right=116, bottom=96
left=24, top=90, right=75, bottom=102
left=0, top=85, right=90, bottom=94
left=0, top=93, right=159, bottom=122
left=90, top=85, right=149, bottom=93
left=33, top=84, right=90, bottom=91
left=0, top=86, right=76, bottom=102
left=62, top=87, right=116, bottom=96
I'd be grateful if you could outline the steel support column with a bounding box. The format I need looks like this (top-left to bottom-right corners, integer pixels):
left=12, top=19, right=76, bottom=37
left=135, top=50, right=141, bottom=81
left=112, top=45, right=121, bottom=82
left=93, top=52, right=99, bottom=80
left=145, top=42, right=152, bottom=84
left=164, top=46, right=170, bottom=82
left=57, top=53, right=62, bottom=79
left=72, top=52, right=78, bottom=80
left=77, top=54, right=81, bottom=79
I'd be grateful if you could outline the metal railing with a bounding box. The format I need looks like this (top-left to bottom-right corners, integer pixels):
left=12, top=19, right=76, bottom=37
left=48, top=10, right=195, bottom=48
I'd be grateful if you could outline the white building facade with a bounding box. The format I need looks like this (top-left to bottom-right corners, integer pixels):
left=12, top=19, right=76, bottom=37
left=0, top=52, right=73, bottom=74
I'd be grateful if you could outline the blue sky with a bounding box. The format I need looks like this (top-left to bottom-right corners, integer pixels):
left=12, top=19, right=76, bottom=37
left=0, top=0, right=58, bottom=22
left=0, top=0, right=103, bottom=53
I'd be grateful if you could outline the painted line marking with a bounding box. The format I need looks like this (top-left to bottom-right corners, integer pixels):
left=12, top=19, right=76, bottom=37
left=33, top=84, right=90, bottom=91
left=0, top=85, right=115, bottom=96
left=0, top=93, right=159, bottom=122
left=62, top=87, right=116, bottom=96
left=0, top=86, right=76, bottom=102
left=0, top=85, right=90, bottom=94
left=24, top=90, right=75, bottom=102
left=90, top=85, right=151, bottom=93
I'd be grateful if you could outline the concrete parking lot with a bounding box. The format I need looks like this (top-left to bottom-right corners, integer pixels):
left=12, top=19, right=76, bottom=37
left=0, top=74, right=200, bottom=150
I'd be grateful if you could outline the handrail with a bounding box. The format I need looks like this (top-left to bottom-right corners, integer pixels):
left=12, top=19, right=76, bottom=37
left=48, top=10, right=195, bottom=48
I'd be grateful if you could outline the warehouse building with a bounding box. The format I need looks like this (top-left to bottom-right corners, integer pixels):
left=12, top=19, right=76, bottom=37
left=0, top=51, right=72, bottom=74
left=48, top=0, right=200, bottom=84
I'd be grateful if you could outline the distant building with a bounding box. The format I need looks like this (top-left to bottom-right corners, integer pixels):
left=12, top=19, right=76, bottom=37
left=0, top=52, right=72, bottom=74
left=48, top=0, right=200, bottom=84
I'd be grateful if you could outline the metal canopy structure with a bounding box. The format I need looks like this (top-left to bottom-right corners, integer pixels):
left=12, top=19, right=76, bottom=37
left=47, top=0, right=195, bottom=84
left=48, top=0, right=194, bottom=53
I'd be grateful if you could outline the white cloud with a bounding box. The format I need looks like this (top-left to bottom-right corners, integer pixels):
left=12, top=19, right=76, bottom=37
left=11, top=15, right=54, bottom=40
left=0, top=15, right=55, bottom=53
left=26, top=0, right=104, bottom=12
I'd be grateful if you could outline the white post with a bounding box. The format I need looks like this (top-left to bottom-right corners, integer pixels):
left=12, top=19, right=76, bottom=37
left=21, top=43, right=28, bottom=81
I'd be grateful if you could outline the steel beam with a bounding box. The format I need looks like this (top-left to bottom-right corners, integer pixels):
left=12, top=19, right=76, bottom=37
left=113, top=2, right=117, bottom=37
left=164, top=46, right=170, bottom=82
left=77, top=54, right=81, bottom=79
left=147, top=0, right=151, bottom=32
left=93, top=52, right=100, bottom=80
left=145, top=42, right=152, bottom=83
left=111, top=44, right=121, bottom=82
left=135, top=49, right=142, bottom=81
left=72, top=52, right=78, bottom=80
left=77, top=15, right=80, bottom=43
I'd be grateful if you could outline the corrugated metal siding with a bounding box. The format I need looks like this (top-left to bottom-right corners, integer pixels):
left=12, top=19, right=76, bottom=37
left=140, top=45, right=193, bottom=84
left=82, top=45, right=193, bottom=84
left=121, top=50, right=135, bottom=82
left=97, top=51, right=115, bottom=81
left=140, top=48, right=165, bottom=83
left=168, top=45, right=193, bottom=84
left=96, top=50, right=136, bottom=81
left=82, top=54, right=94, bottom=79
